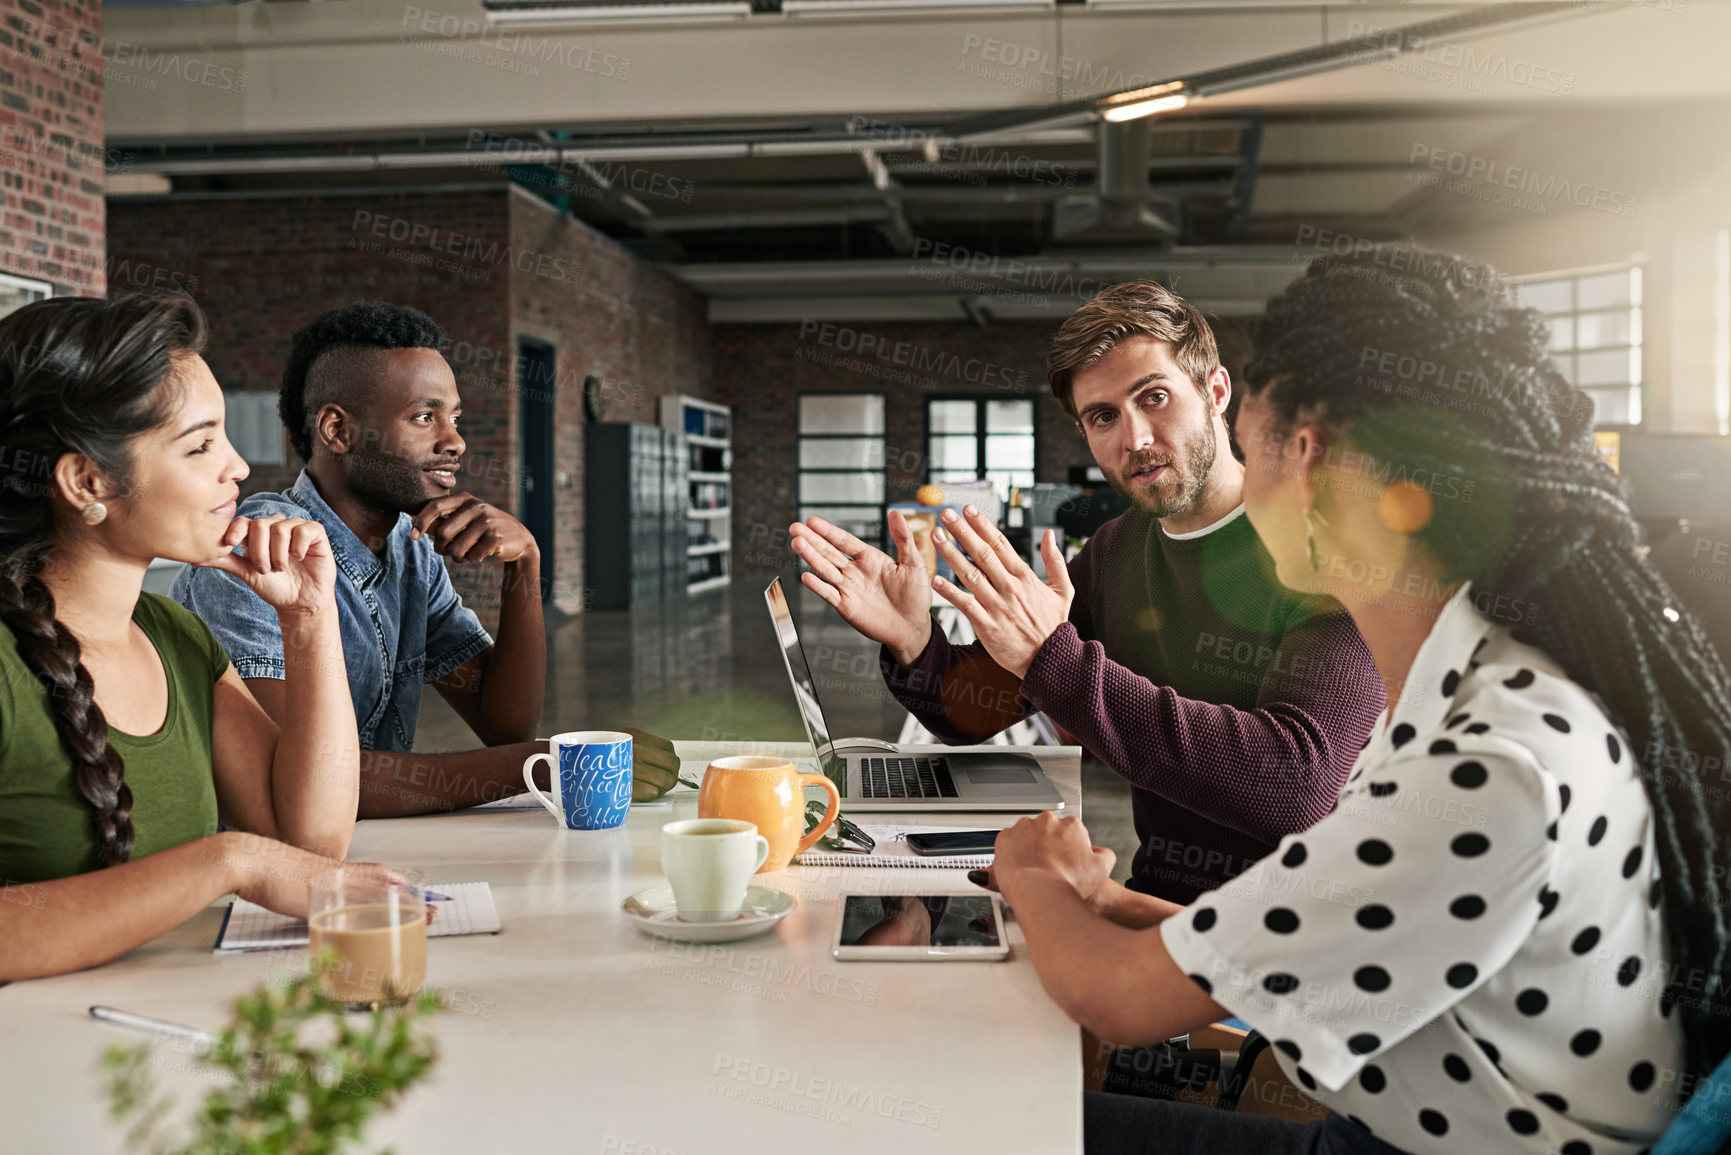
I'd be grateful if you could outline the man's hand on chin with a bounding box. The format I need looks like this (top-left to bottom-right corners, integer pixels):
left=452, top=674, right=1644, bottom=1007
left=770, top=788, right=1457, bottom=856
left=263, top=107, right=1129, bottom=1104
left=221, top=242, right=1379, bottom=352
left=927, top=505, right=1074, bottom=679
left=412, top=493, right=539, bottom=565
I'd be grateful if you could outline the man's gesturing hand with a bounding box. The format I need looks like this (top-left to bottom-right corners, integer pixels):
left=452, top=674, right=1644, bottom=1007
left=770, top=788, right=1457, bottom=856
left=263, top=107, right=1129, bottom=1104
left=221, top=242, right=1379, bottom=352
left=789, top=510, right=932, bottom=667
left=411, top=493, right=539, bottom=565
left=929, top=505, right=1074, bottom=679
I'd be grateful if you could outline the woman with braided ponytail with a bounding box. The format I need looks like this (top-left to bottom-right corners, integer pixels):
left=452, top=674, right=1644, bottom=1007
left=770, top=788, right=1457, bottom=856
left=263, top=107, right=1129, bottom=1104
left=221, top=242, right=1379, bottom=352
left=0, top=295, right=396, bottom=982
left=986, top=249, right=1730, bottom=1154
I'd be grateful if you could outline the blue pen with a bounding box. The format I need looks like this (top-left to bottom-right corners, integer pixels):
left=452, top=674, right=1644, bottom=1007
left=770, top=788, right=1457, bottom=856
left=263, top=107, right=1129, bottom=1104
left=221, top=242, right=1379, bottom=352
left=423, top=890, right=452, bottom=902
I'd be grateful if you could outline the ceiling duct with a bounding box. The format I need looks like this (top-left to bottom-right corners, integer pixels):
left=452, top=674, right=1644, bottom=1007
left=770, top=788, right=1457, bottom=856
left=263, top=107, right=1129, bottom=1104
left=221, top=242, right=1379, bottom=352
left=1050, top=117, right=1178, bottom=247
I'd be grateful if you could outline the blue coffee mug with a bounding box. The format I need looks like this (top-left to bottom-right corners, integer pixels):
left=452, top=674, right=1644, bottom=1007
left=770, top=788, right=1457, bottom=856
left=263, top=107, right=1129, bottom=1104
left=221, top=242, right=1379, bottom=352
left=522, top=730, right=634, bottom=830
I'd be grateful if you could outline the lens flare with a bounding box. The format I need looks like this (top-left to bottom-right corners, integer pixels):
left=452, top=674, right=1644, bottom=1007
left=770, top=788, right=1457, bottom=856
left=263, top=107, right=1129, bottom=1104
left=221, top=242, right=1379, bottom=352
left=1379, top=480, right=1434, bottom=534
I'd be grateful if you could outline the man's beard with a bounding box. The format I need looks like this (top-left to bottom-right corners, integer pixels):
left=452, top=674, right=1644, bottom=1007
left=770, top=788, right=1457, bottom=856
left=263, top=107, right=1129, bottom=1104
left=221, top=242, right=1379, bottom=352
left=346, top=447, right=444, bottom=517
left=1105, top=419, right=1217, bottom=519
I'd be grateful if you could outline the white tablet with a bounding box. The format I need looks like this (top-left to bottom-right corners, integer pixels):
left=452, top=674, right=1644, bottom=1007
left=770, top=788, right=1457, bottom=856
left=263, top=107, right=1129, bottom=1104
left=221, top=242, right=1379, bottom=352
left=831, top=894, right=1009, bottom=961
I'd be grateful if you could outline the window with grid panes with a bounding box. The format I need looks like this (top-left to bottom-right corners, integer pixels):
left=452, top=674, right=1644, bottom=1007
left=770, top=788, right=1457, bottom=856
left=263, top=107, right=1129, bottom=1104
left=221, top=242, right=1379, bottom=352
left=925, top=397, right=1036, bottom=501
left=1513, top=266, right=1643, bottom=425
left=798, top=394, right=886, bottom=544
left=225, top=392, right=287, bottom=465
left=0, top=272, right=50, bottom=320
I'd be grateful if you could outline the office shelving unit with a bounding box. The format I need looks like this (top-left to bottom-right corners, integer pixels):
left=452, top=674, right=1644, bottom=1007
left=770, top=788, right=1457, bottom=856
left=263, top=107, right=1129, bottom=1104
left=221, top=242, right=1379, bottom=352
left=660, top=394, right=732, bottom=595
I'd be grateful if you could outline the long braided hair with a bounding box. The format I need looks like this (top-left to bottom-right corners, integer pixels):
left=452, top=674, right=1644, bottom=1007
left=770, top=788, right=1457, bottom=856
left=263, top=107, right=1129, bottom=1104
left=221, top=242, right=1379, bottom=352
left=1243, top=250, right=1731, bottom=1087
left=0, top=294, right=208, bottom=867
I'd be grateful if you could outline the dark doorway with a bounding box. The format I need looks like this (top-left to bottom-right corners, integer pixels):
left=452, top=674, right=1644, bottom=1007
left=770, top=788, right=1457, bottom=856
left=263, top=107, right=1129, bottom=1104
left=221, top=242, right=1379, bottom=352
left=517, top=337, right=557, bottom=602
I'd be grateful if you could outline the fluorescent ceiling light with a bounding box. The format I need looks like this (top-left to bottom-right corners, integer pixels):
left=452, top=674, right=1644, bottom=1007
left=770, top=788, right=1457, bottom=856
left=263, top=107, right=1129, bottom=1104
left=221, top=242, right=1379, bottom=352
left=486, top=2, right=750, bottom=24
left=785, top=0, right=1051, bottom=15
left=1101, top=93, right=1189, bottom=121
left=1098, top=81, right=1191, bottom=122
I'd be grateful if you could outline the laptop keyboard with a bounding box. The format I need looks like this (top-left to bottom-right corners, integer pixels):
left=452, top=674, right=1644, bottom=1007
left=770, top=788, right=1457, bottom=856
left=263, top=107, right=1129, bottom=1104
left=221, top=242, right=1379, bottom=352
left=860, top=756, right=960, bottom=799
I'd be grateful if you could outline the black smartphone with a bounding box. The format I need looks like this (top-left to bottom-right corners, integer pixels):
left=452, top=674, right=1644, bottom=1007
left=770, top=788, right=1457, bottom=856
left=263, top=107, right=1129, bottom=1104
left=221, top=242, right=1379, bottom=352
left=906, top=830, right=999, bottom=856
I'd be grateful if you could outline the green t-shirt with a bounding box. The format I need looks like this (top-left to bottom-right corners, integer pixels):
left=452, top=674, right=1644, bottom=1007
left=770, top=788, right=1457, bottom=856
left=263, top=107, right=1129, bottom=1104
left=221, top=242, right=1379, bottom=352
left=0, top=592, right=230, bottom=885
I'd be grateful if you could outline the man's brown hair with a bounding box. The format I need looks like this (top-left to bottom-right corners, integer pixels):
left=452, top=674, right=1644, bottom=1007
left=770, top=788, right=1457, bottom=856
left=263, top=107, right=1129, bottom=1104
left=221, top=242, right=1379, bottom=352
left=1046, top=280, right=1220, bottom=418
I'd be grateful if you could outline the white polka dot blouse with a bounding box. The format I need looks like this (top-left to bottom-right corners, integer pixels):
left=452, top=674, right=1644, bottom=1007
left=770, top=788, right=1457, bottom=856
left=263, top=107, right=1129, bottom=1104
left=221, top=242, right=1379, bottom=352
left=1161, top=582, right=1684, bottom=1155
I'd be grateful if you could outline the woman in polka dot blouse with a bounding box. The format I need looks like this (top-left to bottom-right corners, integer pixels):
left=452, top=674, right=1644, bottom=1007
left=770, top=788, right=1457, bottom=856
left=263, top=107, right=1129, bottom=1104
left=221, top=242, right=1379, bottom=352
left=988, top=249, right=1731, bottom=1155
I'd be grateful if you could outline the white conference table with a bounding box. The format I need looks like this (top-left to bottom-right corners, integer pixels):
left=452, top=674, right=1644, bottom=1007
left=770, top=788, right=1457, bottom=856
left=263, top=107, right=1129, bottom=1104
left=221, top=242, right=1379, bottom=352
left=0, top=741, right=1084, bottom=1154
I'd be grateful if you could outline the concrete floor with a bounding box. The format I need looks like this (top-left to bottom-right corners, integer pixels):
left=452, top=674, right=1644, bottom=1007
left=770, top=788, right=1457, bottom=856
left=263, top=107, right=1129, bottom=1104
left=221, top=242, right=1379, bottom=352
left=413, top=580, right=1139, bottom=881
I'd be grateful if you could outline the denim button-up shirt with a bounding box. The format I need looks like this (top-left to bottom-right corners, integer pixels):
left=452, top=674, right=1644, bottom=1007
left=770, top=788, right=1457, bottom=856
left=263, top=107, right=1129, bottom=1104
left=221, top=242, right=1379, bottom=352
left=171, top=470, right=493, bottom=751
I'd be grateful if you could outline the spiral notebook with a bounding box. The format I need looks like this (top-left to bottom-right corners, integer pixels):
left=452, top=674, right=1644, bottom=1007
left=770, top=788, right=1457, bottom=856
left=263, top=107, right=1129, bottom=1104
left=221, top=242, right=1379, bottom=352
left=795, top=825, right=995, bottom=869
left=213, top=882, right=500, bottom=952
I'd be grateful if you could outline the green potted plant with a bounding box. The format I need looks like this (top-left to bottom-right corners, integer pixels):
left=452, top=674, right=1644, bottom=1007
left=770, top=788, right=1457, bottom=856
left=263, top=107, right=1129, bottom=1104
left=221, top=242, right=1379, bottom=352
left=102, top=952, right=440, bottom=1155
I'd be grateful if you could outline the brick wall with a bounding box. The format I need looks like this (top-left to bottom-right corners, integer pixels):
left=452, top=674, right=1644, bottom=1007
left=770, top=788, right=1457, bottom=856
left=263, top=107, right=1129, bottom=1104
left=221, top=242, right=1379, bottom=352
left=507, top=188, right=717, bottom=616
left=713, top=313, right=1253, bottom=580
left=0, top=0, right=103, bottom=295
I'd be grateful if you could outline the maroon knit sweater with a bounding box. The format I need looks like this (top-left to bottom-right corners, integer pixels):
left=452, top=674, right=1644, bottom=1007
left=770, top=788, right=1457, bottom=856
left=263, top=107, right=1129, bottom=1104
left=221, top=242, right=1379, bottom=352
left=882, top=507, right=1386, bottom=902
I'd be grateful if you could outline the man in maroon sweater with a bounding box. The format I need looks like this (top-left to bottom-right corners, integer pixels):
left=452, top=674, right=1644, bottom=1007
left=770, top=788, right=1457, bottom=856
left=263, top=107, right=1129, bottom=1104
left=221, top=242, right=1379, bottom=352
left=790, top=281, right=1385, bottom=902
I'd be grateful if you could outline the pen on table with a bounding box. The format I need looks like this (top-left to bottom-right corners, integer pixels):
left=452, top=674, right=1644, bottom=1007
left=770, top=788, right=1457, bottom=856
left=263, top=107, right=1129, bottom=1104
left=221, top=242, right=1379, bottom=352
left=89, top=1005, right=216, bottom=1048
left=423, top=890, right=451, bottom=901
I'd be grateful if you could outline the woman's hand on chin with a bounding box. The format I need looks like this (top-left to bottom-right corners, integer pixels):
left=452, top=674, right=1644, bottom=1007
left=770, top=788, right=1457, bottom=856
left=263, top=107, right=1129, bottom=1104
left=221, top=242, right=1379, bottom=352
left=196, top=514, right=337, bottom=618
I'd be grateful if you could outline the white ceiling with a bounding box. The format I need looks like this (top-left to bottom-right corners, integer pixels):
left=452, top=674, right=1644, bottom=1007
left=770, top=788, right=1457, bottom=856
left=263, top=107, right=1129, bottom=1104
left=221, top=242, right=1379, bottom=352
left=103, top=1, right=1725, bottom=144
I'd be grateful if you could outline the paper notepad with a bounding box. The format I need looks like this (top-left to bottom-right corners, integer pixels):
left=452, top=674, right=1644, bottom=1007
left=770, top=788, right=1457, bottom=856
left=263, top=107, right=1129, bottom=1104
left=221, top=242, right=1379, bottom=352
left=213, top=882, right=500, bottom=952
left=794, top=825, right=995, bottom=869
left=468, top=792, right=545, bottom=811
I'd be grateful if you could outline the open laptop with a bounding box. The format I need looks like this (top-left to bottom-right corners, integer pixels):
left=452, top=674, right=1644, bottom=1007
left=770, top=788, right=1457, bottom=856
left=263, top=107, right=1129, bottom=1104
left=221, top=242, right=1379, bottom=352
left=765, top=577, right=1064, bottom=812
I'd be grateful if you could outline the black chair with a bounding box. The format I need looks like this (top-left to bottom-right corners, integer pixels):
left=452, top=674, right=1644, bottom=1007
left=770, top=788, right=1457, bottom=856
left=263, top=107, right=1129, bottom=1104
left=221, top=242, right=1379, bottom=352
left=1101, top=1029, right=1272, bottom=1112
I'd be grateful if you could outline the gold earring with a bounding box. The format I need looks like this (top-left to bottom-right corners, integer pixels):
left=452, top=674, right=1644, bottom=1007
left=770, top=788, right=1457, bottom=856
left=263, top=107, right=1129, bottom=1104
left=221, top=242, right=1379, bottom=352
left=1304, top=505, right=1329, bottom=572
left=81, top=502, right=107, bottom=526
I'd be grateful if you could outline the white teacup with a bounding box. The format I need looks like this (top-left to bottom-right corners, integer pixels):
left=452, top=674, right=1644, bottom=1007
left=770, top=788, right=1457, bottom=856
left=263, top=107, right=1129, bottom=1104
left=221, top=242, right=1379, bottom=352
left=660, top=819, right=770, bottom=923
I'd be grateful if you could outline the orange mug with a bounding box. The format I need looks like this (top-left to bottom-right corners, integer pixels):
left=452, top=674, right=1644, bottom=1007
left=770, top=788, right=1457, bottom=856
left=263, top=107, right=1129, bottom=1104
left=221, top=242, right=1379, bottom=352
left=698, top=755, right=842, bottom=872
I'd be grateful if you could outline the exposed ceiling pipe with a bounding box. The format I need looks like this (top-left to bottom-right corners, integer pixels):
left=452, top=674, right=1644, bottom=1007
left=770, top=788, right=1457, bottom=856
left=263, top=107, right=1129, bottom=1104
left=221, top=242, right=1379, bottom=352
left=860, top=147, right=917, bottom=253
left=671, top=246, right=1314, bottom=319
left=676, top=245, right=1311, bottom=287
left=642, top=205, right=892, bottom=232
left=113, top=120, right=1256, bottom=181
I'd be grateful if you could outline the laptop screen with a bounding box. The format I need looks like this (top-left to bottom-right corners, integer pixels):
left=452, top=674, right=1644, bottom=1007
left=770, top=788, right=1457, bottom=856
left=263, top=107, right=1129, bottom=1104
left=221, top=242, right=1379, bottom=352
left=764, top=578, right=846, bottom=788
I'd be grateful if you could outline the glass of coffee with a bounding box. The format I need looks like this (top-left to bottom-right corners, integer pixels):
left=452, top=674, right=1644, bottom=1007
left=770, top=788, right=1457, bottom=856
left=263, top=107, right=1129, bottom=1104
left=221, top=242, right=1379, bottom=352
left=308, top=868, right=428, bottom=1006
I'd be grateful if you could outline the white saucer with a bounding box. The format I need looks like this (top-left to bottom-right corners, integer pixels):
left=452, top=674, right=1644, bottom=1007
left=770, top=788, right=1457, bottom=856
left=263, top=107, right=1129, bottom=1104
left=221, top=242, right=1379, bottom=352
left=622, top=884, right=796, bottom=944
